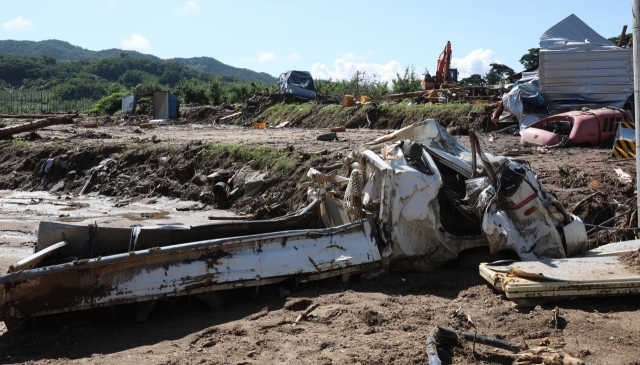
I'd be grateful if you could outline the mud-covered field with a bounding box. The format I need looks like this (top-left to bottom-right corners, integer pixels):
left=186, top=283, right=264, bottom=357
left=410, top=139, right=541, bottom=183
left=0, top=118, right=639, bottom=365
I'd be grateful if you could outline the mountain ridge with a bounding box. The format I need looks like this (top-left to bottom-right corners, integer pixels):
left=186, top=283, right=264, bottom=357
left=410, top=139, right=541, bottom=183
left=0, top=39, right=277, bottom=84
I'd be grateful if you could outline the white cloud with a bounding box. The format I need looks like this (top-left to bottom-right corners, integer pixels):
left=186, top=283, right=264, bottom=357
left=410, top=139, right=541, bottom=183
left=450, top=48, right=500, bottom=79
left=340, top=51, right=376, bottom=61
left=120, top=34, right=151, bottom=51
left=311, top=59, right=403, bottom=84
left=245, top=51, right=277, bottom=63
left=176, top=1, right=200, bottom=15
left=288, top=52, right=301, bottom=61
left=2, top=16, right=33, bottom=31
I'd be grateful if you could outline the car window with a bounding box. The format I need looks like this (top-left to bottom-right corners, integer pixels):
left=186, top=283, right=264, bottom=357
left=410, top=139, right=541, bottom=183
left=288, top=73, right=315, bottom=91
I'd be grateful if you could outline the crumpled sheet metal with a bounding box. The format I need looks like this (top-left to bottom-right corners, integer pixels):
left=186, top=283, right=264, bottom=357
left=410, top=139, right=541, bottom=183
left=481, top=168, right=568, bottom=260
left=360, top=140, right=486, bottom=270
left=502, top=75, right=544, bottom=125
left=0, top=220, right=380, bottom=320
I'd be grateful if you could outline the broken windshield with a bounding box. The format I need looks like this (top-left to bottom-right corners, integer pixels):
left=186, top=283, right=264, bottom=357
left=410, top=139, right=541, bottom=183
left=288, top=73, right=315, bottom=91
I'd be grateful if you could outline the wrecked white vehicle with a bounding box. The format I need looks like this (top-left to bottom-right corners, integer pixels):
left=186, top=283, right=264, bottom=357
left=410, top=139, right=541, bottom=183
left=312, top=119, right=587, bottom=270
left=0, top=120, right=587, bottom=328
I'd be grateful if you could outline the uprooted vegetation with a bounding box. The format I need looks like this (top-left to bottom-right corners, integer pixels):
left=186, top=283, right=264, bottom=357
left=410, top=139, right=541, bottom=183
left=0, top=139, right=332, bottom=218
left=181, top=102, right=493, bottom=133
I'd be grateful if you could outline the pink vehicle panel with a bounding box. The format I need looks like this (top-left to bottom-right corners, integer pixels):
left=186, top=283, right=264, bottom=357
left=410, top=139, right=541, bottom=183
left=521, top=109, right=625, bottom=147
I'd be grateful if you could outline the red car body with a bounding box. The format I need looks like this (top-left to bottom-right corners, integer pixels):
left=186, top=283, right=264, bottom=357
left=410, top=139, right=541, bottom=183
left=520, top=109, right=626, bottom=147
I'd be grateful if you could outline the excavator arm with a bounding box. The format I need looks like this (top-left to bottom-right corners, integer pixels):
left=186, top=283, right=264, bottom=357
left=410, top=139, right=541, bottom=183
left=436, top=41, right=452, bottom=85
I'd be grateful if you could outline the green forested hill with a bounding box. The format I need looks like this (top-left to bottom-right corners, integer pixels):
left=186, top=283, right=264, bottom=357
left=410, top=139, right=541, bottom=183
left=172, top=57, right=276, bottom=85
left=0, top=39, right=159, bottom=62
left=0, top=39, right=277, bottom=84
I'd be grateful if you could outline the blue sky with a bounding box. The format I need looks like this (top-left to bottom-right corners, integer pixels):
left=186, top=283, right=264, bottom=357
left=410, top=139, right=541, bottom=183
left=0, top=0, right=633, bottom=82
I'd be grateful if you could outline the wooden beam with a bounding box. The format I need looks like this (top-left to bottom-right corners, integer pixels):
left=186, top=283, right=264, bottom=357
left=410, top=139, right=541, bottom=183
left=0, top=116, right=74, bottom=138
left=0, top=113, right=78, bottom=119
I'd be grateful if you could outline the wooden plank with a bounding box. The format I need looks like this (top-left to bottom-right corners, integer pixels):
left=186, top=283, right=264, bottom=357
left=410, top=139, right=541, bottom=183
left=220, top=111, right=242, bottom=120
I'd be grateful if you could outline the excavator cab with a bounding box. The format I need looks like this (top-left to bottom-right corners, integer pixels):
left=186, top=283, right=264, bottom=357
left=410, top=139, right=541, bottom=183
left=448, top=68, right=458, bottom=83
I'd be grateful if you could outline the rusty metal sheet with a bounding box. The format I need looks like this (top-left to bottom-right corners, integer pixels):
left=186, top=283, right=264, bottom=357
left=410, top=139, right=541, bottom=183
left=0, top=219, right=380, bottom=320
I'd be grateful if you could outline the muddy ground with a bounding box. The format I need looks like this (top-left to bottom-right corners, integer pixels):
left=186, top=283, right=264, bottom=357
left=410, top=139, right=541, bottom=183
left=0, top=119, right=639, bottom=365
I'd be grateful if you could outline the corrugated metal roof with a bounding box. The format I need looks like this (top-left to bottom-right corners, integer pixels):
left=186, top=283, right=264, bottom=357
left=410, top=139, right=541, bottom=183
left=540, top=14, right=613, bottom=46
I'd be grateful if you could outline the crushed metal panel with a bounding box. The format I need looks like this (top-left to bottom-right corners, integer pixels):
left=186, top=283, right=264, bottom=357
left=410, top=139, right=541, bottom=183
left=36, top=200, right=320, bottom=260
left=381, top=143, right=486, bottom=269
left=0, top=220, right=380, bottom=320
left=320, top=193, right=350, bottom=228
left=481, top=167, right=578, bottom=260
left=360, top=150, right=393, bottom=228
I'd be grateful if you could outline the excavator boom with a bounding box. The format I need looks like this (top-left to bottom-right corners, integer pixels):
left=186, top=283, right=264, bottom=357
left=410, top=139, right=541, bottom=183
left=436, top=41, right=452, bottom=84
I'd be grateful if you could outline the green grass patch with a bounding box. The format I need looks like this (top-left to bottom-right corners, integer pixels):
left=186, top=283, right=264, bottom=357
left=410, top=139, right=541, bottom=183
left=122, top=143, right=181, bottom=158
left=203, top=143, right=298, bottom=172
left=253, top=103, right=314, bottom=125
left=252, top=101, right=485, bottom=129
left=12, top=139, right=28, bottom=148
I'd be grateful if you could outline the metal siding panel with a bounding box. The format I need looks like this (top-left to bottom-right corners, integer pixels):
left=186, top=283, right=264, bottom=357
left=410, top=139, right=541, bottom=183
left=539, top=48, right=632, bottom=105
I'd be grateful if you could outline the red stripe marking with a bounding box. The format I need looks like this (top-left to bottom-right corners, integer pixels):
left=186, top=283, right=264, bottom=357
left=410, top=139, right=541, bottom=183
left=514, top=193, right=537, bottom=209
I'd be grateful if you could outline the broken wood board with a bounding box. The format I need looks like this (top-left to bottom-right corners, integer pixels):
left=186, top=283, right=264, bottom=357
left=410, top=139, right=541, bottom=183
left=480, top=256, right=640, bottom=306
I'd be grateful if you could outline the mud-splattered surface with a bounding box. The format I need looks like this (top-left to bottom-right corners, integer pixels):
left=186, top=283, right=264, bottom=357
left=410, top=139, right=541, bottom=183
left=0, top=121, right=639, bottom=365
left=619, top=249, right=640, bottom=274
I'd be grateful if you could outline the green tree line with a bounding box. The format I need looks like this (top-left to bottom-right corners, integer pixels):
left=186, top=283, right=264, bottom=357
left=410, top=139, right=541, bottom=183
left=0, top=52, right=283, bottom=108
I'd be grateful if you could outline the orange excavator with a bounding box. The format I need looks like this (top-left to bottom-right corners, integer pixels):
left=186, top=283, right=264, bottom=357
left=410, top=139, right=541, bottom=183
left=421, top=41, right=458, bottom=90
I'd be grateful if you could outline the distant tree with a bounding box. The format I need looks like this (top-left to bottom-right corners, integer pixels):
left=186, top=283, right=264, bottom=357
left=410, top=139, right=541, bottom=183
left=175, top=78, right=208, bottom=104
left=485, top=63, right=515, bottom=85
left=40, top=55, right=57, bottom=66
left=117, top=70, right=156, bottom=88
left=226, top=82, right=252, bottom=104
left=207, top=78, right=224, bottom=105
left=391, top=66, right=421, bottom=93
left=459, top=74, right=486, bottom=86
left=519, top=48, right=540, bottom=71
left=608, top=33, right=632, bottom=46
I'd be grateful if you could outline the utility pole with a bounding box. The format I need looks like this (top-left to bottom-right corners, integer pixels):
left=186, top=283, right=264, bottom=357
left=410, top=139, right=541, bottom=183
left=634, top=0, right=640, bottom=227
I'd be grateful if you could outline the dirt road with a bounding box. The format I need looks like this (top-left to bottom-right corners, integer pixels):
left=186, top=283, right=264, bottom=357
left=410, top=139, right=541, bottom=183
left=0, top=122, right=638, bottom=364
